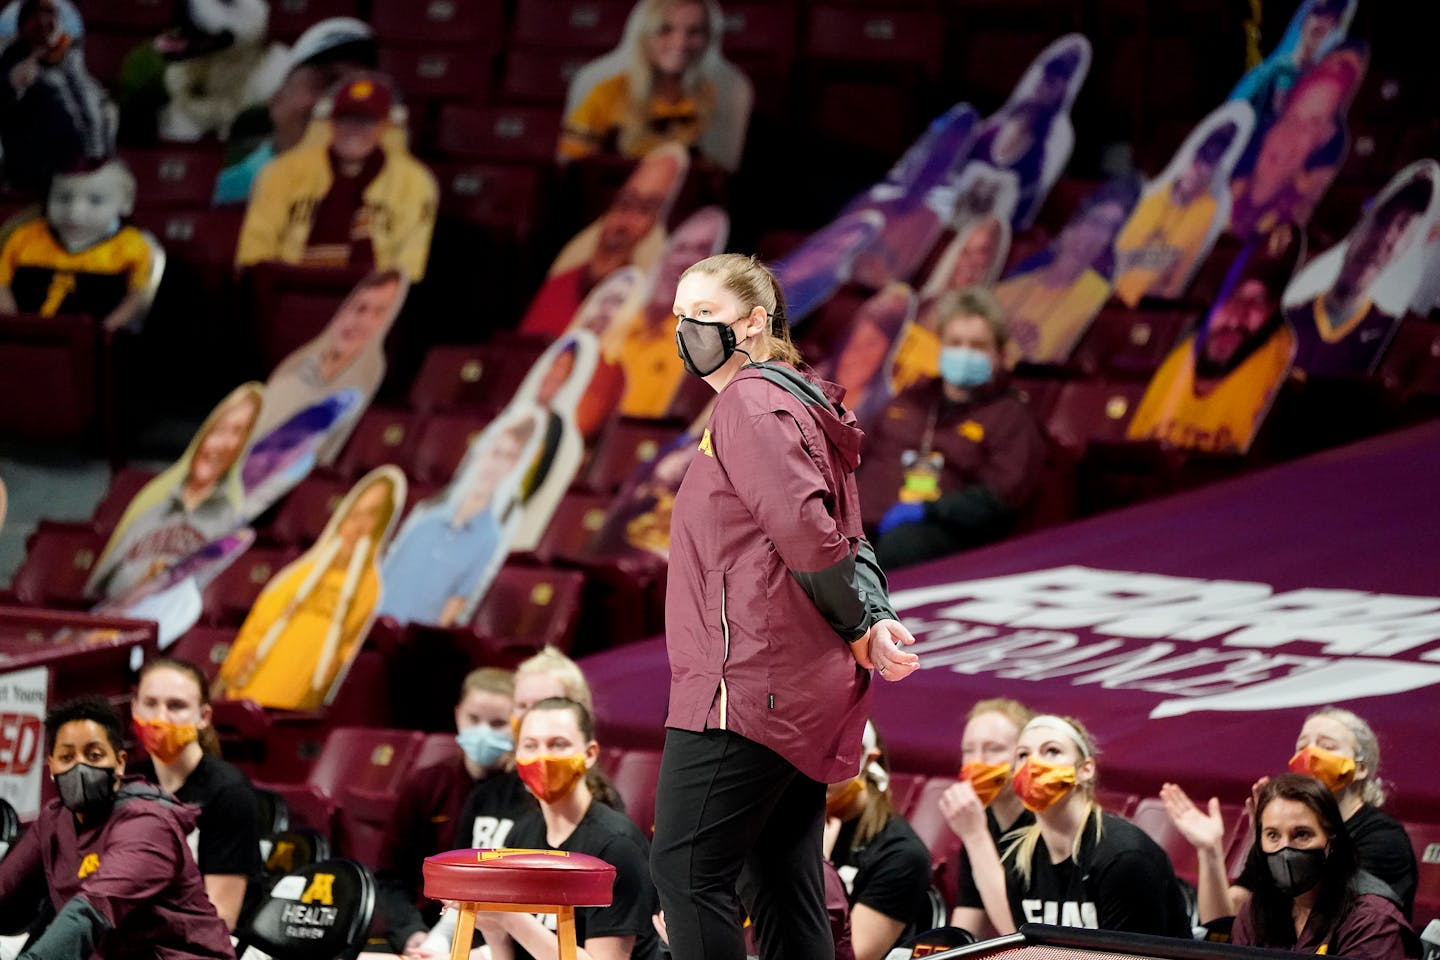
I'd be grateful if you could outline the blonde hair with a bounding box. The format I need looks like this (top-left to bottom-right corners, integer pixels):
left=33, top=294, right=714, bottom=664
left=933, top=286, right=1011, bottom=352
left=1002, top=714, right=1103, bottom=886
left=461, top=667, right=514, bottom=701
left=624, top=0, right=721, bottom=130
left=682, top=253, right=801, bottom=365
left=1307, top=706, right=1387, bottom=806
left=855, top=722, right=895, bottom=848
left=967, top=697, right=1034, bottom=733
left=515, top=646, right=593, bottom=716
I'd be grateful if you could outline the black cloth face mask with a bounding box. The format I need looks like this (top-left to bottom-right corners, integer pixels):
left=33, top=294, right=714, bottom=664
left=1265, top=844, right=1327, bottom=897
left=675, top=316, right=749, bottom=377
left=54, top=762, right=118, bottom=817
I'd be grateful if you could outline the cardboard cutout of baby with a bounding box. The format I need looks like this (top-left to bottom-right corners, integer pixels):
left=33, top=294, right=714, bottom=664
left=251, top=268, right=407, bottom=466
left=0, top=159, right=160, bottom=332
left=966, top=34, right=1091, bottom=229
left=1228, top=42, right=1367, bottom=238
left=1128, top=223, right=1303, bottom=455
left=772, top=210, right=886, bottom=324
left=1113, top=101, right=1255, bottom=306
left=1282, top=160, right=1440, bottom=377
left=567, top=266, right=652, bottom=440
left=559, top=0, right=753, bottom=171
left=215, top=465, right=405, bottom=710
left=617, top=205, right=730, bottom=419
left=889, top=209, right=1013, bottom=394
left=1230, top=0, right=1355, bottom=156
left=508, top=332, right=602, bottom=552
left=814, top=283, right=916, bottom=428
left=841, top=103, right=981, bottom=290
left=993, top=175, right=1143, bottom=363
left=87, top=383, right=266, bottom=603
left=521, top=143, right=689, bottom=338
left=379, top=411, right=545, bottom=627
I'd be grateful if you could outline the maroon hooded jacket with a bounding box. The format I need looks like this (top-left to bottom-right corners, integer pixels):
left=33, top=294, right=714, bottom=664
left=0, top=779, right=235, bottom=960
left=665, top=362, right=898, bottom=784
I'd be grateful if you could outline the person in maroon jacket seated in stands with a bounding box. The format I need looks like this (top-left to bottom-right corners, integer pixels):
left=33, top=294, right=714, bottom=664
left=857, top=287, right=1048, bottom=570
left=1227, top=775, right=1418, bottom=959
left=373, top=667, right=516, bottom=954
left=0, top=696, right=234, bottom=960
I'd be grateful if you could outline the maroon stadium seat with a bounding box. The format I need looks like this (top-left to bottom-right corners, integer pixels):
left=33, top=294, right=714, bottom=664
left=1403, top=821, right=1440, bottom=924
left=90, top=466, right=159, bottom=535
left=580, top=418, right=687, bottom=494
left=1131, top=797, right=1245, bottom=887
left=246, top=264, right=362, bottom=371
left=120, top=146, right=225, bottom=209
left=371, top=0, right=503, bottom=45
left=0, top=313, right=101, bottom=442
left=415, top=731, right=463, bottom=771
left=331, top=407, right=418, bottom=480
left=263, top=474, right=352, bottom=547
left=907, top=777, right=966, bottom=906
left=510, top=0, right=630, bottom=51
left=200, top=546, right=300, bottom=627
left=887, top=772, right=926, bottom=819
left=499, top=47, right=593, bottom=105
left=166, top=625, right=237, bottom=682
left=254, top=726, right=424, bottom=834
left=804, top=6, right=944, bottom=73
left=719, top=3, right=798, bottom=61
left=609, top=749, right=663, bottom=836
left=1067, top=303, right=1196, bottom=379
left=407, top=341, right=543, bottom=414
left=10, top=521, right=106, bottom=609
left=83, top=30, right=144, bottom=91
left=529, top=492, right=611, bottom=564
left=1043, top=380, right=1148, bottom=454
left=267, top=0, right=360, bottom=42
left=409, top=412, right=496, bottom=485
left=469, top=563, right=587, bottom=661
left=430, top=162, right=544, bottom=245
left=435, top=105, right=564, bottom=164
left=1378, top=315, right=1440, bottom=406
left=379, top=45, right=491, bottom=102
left=82, top=0, right=170, bottom=31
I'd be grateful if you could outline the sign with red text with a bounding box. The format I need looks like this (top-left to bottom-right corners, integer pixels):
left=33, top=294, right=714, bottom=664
left=0, top=668, right=48, bottom=819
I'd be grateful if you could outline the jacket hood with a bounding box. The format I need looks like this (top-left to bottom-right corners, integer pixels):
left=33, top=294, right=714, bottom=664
left=736, top=362, right=865, bottom=470
left=116, top=777, right=200, bottom=832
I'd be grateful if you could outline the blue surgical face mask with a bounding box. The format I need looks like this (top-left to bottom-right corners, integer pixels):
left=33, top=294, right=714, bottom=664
left=456, top=724, right=513, bottom=769
left=939, top=346, right=994, bottom=389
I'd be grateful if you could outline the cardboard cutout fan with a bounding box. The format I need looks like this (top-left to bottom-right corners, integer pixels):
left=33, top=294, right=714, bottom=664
left=1113, top=100, right=1256, bottom=306
left=241, top=389, right=363, bottom=520
left=87, top=383, right=266, bottom=603
left=567, top=265, right=652, bottom=439
left=507, top=332, right=603, bottom=552
left=1129, top=223, right=1303, bottom=455
left=814, top=282, right=917, bottom=429
left=559, top=0, right=753, bottom=171
left=1230, top=0, right=1356, bottom=153
left=966, top=34, right=1091, bottom=229
left=521, top=143, right=690, bottom=338
left=772, top=210, right=885, bottom=325
left=890, top=211, right=1013, bottom=394
left=1282, top=159, right=1440, bottom=376
left=215, top=465, right=406, bottom=710
left=993, top=174, right=1143, bottom=363
left=1228, top=42, right=1367, bottom=238
left=380, top=410, right=546, bottom=627
left=250, top=268, right=408, bottom=465
left=617, top=205, right=730, bottom=418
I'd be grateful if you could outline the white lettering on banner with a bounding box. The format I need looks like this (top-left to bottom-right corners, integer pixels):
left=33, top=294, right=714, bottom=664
left=471, top=817, right=514, bottom=849
left=890, top=567, right=1440, bottom=718
left=0, top=668, right=49, bottom=820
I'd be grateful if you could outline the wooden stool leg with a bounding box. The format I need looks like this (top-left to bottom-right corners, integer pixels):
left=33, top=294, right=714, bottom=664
left=556, top=905, right=578, bottom=960
left=449, top=903, right=477, bottom=960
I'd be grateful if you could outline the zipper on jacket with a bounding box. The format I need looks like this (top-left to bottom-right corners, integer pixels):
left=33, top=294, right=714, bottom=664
left=718, top=577, right=730, bottom=729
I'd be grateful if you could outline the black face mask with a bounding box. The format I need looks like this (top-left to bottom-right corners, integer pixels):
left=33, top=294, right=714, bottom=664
left=675, top=316, right=750, bottom=377
left=1265, top=845, right=1327, bottom=897
left=54, top=762, right=118, bottom=817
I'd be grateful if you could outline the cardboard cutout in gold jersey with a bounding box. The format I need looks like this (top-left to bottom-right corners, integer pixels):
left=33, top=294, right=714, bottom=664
left=215, top=466, right=405, bottom=710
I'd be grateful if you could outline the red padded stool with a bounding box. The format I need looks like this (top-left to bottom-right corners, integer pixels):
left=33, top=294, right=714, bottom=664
left=423, top=848, right=615, bottom=960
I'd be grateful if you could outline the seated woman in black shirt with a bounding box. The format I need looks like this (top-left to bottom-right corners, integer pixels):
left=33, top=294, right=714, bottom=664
left=953, top=714, right=1190, bottom=938
left=130, top=657, right=260, bottom=929
left=820, top=720, right=933, bottom=960
left=1161, top=705, right=1418, bottom=923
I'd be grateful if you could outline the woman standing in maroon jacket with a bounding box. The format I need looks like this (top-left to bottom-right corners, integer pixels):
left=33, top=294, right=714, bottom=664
left=651, top=253, right=921, bottom=960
